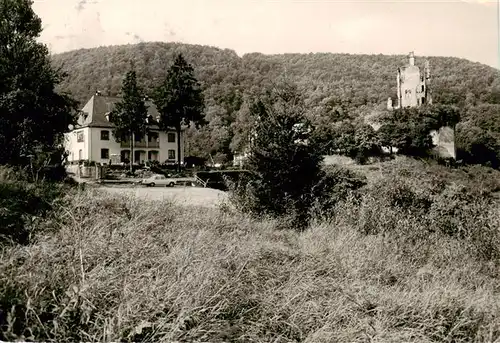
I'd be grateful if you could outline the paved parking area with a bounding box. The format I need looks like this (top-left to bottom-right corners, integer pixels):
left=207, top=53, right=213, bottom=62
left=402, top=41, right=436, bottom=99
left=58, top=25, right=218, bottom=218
left=102, top=185, right=228, bottom=208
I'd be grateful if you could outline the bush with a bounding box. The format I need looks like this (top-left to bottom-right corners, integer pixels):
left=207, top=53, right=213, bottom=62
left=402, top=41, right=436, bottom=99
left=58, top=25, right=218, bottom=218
left=310, top=165, right=367, bottom=219
left=229, top=81, right=324, bottom=230
left=336, top=163, right=500, bottom=263
left=427, top=184, right=500, bottom=261
left=0, top=167, right=71, bottom=245
left=350, top=177, right=433, bottom=238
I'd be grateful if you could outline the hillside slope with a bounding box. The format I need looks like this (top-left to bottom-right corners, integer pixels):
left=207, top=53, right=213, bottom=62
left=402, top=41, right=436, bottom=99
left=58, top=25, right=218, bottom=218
left=52, top=42, right=500, bottom=161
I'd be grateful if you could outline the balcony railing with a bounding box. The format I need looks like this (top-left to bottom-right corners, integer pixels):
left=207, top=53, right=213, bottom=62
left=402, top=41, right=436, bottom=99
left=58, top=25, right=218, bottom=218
left=120, top=133, right=160, bottom=149
left=120, top=141, right=160, bottom=148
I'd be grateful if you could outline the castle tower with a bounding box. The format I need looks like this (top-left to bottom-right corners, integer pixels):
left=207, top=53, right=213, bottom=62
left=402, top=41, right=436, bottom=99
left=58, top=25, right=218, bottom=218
left=409, top=51, right=415, bottom=66
left=424, top=60, right=432, bottom=105
left=396, top=68, right=402, bottom=109
left=398, top=52, right=429, bottom=108
left=387, top=51, right=431, bottom=110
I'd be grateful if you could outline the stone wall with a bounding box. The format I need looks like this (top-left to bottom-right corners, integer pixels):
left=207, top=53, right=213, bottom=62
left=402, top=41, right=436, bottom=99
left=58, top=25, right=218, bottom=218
left=66, top=165, right=105, bottom=179
left=430, top=126, right=456, bottom=159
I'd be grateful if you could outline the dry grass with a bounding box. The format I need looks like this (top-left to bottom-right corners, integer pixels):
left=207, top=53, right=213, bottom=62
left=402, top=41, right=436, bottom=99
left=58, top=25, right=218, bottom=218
left=1, top=185, right=500, bottom=342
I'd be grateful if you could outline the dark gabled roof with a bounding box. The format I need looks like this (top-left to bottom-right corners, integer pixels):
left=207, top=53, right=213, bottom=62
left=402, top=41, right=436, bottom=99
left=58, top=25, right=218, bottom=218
left=76, top=95, right=163, bottom=129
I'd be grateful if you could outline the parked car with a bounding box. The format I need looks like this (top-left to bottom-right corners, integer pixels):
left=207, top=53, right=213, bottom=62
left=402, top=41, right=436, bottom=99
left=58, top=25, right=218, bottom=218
left=140, top=174, right=177, bottom=187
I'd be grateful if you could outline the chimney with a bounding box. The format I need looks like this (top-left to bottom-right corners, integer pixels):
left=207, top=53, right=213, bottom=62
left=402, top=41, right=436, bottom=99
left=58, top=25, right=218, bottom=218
left=409, top=51, right=415, bottom=66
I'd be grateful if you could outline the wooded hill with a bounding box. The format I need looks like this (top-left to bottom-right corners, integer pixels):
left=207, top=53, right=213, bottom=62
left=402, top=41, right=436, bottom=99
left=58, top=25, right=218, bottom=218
left=51, top=42, right=500, bottom=163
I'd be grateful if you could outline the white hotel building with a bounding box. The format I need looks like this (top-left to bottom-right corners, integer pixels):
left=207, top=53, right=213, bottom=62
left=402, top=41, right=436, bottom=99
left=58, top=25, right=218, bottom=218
left=64, top=92, right=185, bottom=165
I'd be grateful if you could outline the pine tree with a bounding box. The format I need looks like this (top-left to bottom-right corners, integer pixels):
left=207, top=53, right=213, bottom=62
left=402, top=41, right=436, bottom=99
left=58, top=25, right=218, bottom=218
left=153, top=54, right=204, bottom=172
left=110, top=70, right=148, bottom=173
left=233, top=81, right=323, bottom=230
left=0, top=0, right=77, bottom=168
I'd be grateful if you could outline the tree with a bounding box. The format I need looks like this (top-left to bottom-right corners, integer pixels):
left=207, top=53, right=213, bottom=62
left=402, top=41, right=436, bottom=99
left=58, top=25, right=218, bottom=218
left=376, top=105, right=460, bottom=158
left=109, top=69, right=148, bottom=173
left=231, top=80, right=323, bottom=230
left=330, top=120, right=356, bottom=155
left=153, top=54, right=205, bottom=172
left=456, top=122, right=500, bottom=168
left=229, top=97, right=258, bottom=154
left=0, top=0, right=77, bottom=170
left=352, top=123, right=382, bottom=163
left=378, top=122, right=398, bottom=154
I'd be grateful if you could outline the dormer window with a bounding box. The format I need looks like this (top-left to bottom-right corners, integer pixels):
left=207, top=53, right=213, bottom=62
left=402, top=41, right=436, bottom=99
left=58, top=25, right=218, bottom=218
left=105, top=112, right=111, bottom=121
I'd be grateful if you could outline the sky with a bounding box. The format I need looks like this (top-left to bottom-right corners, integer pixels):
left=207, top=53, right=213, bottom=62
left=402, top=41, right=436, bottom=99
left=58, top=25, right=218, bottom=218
left=32, top=0, right=499, bottom=69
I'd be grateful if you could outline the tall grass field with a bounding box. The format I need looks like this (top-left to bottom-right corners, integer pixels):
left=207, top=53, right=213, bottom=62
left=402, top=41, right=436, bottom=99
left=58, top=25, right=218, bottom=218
left=1, top=158, right=500, bottom=342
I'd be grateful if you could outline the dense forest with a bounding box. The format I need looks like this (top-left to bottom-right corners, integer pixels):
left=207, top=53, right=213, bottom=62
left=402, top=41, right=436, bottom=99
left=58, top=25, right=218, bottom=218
left=51, top=42, right=500, bottom=164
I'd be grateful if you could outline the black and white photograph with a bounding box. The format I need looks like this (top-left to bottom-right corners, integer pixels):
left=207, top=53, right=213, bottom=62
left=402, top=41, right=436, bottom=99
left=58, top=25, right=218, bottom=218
left=0, top=0, right=499, bottom=341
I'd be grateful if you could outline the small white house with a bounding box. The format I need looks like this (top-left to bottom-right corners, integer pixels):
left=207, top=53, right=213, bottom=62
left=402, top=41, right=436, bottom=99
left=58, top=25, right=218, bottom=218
left=64, top=93, right=185, bottom=165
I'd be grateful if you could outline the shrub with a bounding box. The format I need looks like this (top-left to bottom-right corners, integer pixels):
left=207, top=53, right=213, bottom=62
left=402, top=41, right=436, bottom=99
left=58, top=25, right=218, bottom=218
left=229, top=81, right=324, bottom=230
left=310, top=165, right=367, bottom=219
left=0, top=166, right=71, bottom=245
left=350, top=177, right=433, bottom=238
left=337, top=162, right=500, bottom=263
left=427, top=183, right=500, bottom=261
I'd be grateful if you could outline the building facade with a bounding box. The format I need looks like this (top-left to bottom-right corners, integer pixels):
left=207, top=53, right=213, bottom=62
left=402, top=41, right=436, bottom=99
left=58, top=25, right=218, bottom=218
left=64, top=93, right=185, bottom=165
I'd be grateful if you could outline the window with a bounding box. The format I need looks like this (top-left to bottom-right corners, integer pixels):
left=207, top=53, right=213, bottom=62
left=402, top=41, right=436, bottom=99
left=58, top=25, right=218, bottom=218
left=101, top=148, right=109, bottom=159
left=148, top=132, right=159, bottom=142
left=78, top=149, right=83, bottom=160
left=421, top=85, right=424, bottom=92
left=101, top=130, right=109, bottom=140
left=76, top=131, right=84, bottom=142
left=168, top=149, right=175, bottom=160
left=422, top=97, right=426, bottom=104
left=167, top=133, right=176, bottom=143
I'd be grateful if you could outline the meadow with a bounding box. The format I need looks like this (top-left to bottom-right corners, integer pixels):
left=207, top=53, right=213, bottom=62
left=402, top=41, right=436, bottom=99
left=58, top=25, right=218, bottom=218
left=1, top=157, right=500, bottom=342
